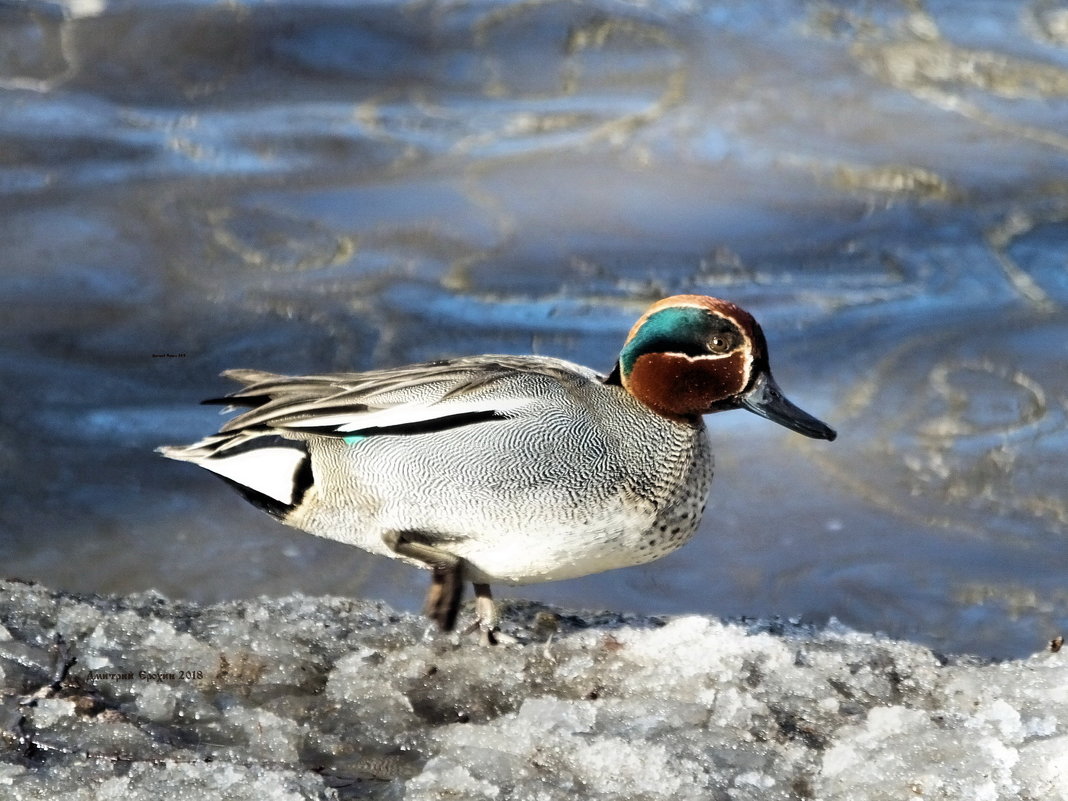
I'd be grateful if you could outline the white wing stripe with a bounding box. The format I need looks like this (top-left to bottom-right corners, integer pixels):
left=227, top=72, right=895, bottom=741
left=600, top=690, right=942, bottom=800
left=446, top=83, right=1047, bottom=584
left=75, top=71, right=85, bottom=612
left=282, top=397, right=531, bottom=433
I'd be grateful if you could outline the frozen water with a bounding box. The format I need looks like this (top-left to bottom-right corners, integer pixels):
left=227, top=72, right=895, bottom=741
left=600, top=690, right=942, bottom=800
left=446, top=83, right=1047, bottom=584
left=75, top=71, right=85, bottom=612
left=1, top=580, right=1065, bottom=800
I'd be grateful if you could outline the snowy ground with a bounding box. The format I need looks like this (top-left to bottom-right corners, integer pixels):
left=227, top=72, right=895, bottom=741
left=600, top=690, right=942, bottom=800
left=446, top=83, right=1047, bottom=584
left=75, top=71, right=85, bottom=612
left=0, top=578, right=1065, bottom=800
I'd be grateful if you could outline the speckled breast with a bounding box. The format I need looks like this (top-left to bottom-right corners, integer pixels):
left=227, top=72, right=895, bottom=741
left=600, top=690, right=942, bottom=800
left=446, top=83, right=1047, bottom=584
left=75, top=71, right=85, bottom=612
left=623, top=426, right=714, bottom=565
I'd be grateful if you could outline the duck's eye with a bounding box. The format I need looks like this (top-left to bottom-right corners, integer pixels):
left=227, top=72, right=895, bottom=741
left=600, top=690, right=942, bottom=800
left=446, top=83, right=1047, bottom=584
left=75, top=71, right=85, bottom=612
left=708, top=336, right=731, bottom=354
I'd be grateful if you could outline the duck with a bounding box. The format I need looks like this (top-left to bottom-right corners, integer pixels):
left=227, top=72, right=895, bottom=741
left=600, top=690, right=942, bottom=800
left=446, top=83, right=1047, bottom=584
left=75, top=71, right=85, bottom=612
left=159, top=295, right=836, bottom=644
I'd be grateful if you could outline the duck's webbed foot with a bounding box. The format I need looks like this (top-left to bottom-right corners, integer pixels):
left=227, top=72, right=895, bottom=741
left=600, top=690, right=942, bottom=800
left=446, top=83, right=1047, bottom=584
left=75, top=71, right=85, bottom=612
left=463, top=582, right=500, bottom=646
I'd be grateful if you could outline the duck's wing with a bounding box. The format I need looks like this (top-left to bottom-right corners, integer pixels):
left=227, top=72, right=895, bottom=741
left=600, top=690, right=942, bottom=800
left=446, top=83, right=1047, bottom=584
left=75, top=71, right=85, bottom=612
left=205, top=355, right=599, bottom=438
left=159, top=355, right=601, bottom=519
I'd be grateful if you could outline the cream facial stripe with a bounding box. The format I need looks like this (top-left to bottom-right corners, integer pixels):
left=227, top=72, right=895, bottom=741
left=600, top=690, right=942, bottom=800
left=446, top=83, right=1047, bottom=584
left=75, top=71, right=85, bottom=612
left=706, top=305, right=755, bottom=390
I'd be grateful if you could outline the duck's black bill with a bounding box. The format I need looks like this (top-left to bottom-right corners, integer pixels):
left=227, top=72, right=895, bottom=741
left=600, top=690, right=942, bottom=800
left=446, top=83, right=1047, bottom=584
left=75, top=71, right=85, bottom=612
left=740, top=372, right=837, bottom=441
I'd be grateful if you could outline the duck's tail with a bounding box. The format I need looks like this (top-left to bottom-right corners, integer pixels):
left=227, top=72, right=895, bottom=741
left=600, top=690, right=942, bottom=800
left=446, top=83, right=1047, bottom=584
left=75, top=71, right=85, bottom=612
left=157, top=432, right=312, bottom=520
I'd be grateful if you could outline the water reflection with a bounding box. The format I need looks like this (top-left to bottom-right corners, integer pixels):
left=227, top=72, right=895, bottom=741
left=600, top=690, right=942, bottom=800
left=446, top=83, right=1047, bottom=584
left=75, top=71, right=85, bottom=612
left=1, top=0, right=1066, bottom=658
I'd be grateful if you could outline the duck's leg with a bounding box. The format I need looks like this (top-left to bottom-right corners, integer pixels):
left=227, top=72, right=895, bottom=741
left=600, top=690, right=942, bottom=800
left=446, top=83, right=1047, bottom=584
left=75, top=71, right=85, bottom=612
left=382, top=531, right=464, bottom=632
left=424, top=564, right=463, bottom=632
left=469, top=583, right=499, bottom=646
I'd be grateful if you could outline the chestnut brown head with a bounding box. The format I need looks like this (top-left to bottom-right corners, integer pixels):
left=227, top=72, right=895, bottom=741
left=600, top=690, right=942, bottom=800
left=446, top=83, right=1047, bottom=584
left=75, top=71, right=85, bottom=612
left=615, top=295, right=836, bottom=440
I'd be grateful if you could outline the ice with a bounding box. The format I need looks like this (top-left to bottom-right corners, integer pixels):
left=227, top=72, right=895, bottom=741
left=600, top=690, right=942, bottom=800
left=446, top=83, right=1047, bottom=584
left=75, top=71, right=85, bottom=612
left=1, top=579, right=1065, bottom=800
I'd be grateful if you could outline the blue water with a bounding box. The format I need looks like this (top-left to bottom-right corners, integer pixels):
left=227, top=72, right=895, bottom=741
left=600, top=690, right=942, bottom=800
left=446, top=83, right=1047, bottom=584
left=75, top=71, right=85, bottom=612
left=2, top=0, right=1067, bottom=659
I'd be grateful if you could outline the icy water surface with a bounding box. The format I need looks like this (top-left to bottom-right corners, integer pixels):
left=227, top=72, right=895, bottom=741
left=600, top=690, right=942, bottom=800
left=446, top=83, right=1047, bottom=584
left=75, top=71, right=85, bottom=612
left=1, top=0, right=1067, bottom=659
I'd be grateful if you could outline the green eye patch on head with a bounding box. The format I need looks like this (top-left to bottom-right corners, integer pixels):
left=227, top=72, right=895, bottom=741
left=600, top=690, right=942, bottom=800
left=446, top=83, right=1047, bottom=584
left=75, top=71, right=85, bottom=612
left=619, top=307, right=742, bottom=375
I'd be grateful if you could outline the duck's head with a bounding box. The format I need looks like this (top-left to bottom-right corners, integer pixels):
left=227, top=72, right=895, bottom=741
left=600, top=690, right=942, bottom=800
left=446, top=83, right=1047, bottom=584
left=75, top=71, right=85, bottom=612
left=611, top=295, right=836, bottom=440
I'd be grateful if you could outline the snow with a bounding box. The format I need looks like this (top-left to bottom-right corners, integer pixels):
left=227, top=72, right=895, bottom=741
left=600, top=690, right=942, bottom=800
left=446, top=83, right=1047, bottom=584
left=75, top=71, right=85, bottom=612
left=0, top=579, right=1065, bottom=800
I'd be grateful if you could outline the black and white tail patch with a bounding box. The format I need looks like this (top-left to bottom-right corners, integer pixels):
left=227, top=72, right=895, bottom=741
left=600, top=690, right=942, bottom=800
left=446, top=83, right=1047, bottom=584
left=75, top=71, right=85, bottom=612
left=199, top=436, right=313, bottom=520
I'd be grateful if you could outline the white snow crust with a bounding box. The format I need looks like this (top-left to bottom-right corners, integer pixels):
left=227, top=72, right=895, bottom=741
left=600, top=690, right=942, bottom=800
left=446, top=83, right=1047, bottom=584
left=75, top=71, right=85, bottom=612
left=0, top=580, right=1065, bottom=800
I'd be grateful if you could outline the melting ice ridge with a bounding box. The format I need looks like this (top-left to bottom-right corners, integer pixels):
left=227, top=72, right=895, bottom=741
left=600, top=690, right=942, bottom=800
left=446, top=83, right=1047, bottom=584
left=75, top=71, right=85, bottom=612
left=0, top=579, right=1065, bottom=800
